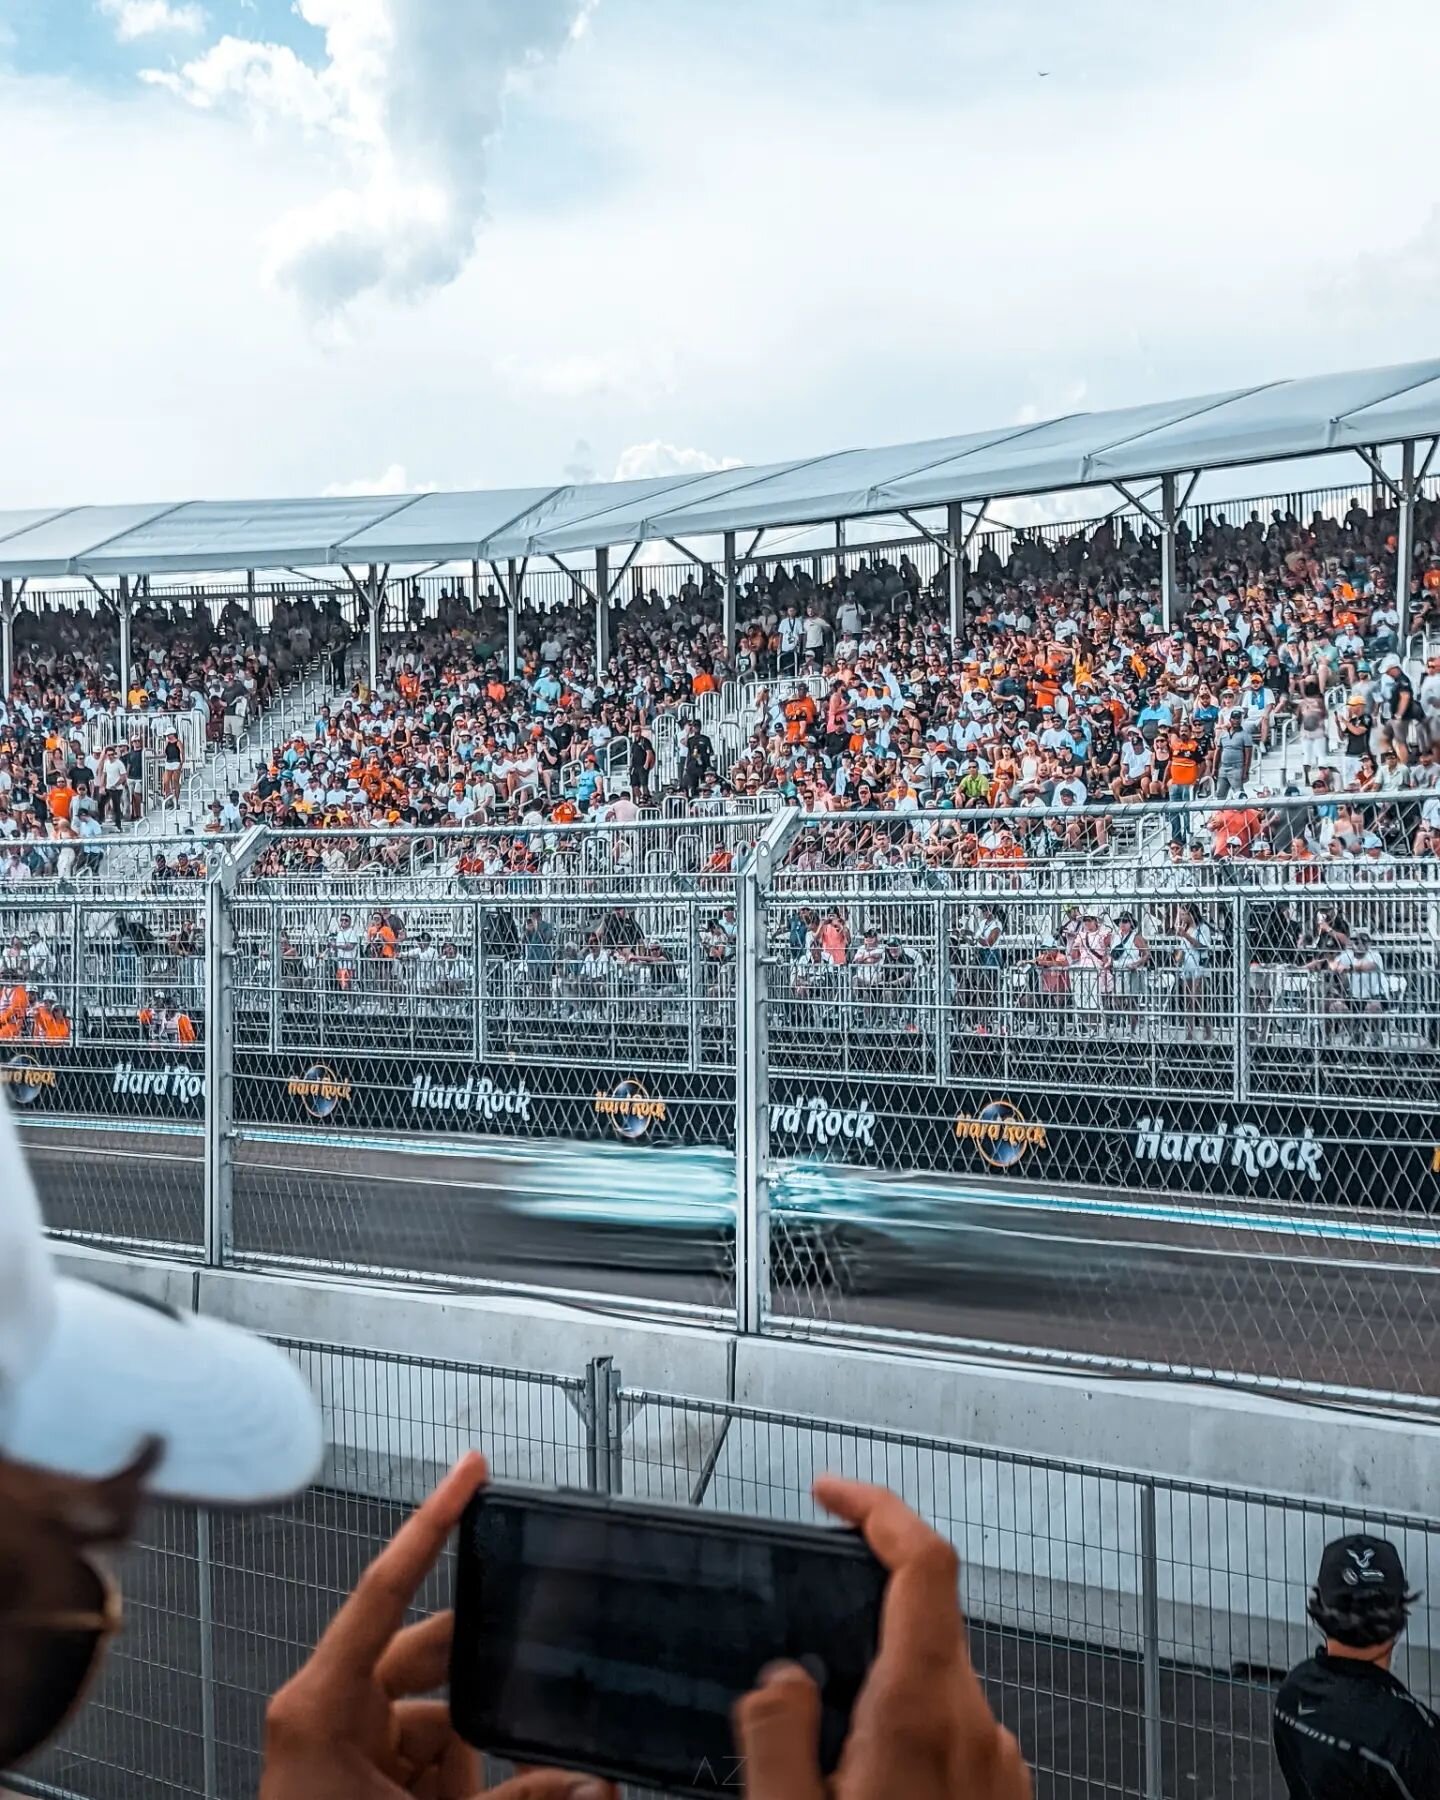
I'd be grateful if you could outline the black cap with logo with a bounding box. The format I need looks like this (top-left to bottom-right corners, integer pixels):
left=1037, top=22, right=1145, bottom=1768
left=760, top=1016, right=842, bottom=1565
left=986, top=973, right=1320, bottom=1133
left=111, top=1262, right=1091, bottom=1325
left=1314, top=1535, right=1408, bottom=1610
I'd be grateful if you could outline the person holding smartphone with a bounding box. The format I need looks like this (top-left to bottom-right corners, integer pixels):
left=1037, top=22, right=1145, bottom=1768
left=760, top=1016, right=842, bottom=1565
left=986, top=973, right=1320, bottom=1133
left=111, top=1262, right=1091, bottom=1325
left=257, top=1455, right=1032, bottom=1800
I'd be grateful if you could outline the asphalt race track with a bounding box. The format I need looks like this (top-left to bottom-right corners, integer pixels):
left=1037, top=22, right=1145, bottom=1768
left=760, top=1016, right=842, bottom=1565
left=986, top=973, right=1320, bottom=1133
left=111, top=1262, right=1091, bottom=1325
left=27, top=1489, right=1283, bottom=1800
left=25, top=1121, right=1440, bottom=1400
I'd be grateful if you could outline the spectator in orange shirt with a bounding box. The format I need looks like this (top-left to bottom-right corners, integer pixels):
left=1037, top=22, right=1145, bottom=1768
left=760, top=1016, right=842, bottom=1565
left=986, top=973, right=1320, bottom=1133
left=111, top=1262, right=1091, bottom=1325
left=0, top=978, right=29, bottom=1039
left=31, top=992, right=70, bottom=1040
left=782, top=685, right=817, bottom=744
left=46, top=778, right=76, bottom=824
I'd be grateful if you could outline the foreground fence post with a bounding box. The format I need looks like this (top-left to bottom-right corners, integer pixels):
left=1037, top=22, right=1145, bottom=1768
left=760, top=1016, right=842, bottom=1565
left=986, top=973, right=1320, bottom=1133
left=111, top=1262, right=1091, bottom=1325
left=196, top=1505, right=219, bottom=1800
left=202, top=877, right=234, bottom=1270
left=1139, top=1479, right=1164, bottom=1800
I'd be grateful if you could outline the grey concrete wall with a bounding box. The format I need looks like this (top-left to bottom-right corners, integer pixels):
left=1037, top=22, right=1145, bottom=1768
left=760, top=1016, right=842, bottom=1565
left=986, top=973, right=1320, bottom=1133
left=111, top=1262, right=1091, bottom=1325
left=57, top=1245, right=1440, bottom=1514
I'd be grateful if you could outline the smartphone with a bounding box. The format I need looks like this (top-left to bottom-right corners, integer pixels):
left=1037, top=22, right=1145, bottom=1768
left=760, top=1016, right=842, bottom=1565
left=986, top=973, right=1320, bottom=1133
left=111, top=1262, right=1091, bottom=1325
left=450, top=1484, right=887, bottom=1798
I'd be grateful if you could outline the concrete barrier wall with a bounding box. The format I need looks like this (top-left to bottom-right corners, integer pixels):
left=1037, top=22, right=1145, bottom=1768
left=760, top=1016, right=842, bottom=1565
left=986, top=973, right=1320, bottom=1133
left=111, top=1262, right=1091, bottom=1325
left=55, top=1247, right=1440, bottom=1513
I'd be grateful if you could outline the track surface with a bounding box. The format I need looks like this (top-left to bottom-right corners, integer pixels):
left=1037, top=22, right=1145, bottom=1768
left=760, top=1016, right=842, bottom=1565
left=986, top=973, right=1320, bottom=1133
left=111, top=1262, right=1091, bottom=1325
left=26, top=1489, right=1286, bottom=1800
left=25, top=1122, right=1440, bottom=1399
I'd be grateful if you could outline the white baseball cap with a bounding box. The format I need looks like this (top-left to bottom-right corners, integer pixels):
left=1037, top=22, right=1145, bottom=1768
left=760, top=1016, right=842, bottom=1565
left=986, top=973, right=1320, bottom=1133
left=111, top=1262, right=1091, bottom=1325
left=0, top=1095, right=322, bottom=1503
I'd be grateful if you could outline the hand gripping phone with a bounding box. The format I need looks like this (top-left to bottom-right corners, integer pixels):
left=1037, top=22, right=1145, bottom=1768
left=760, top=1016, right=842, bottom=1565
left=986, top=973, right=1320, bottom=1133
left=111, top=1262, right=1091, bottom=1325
left=450, top=1484, right=886, bottom=1798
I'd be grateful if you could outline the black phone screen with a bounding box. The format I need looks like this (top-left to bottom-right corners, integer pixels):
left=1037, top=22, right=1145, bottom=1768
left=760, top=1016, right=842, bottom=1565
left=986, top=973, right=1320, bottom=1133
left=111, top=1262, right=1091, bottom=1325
left=450, top=1485, right=886, bottom=1798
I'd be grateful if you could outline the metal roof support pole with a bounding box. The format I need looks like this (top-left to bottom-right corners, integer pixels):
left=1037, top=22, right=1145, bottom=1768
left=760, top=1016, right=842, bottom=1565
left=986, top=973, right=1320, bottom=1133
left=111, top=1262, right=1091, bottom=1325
left=1160, top=474, right=1179, bottom=633
left=365, top=564, right=381, bottom=691
left=506, top=559, right=520, bottom=680
left=947, top=502, right=965, bottom=643
left=0, top=579, right=13, bottom=704
left=595, top=546, right=610, bottom=669
left=118, top=576, right=133, bottom=715
left=1391, top=439, right=1438, bottom=646
left=1396, top=441, right=1417, bottom=647
left=723, top=530, right=738, bottom=658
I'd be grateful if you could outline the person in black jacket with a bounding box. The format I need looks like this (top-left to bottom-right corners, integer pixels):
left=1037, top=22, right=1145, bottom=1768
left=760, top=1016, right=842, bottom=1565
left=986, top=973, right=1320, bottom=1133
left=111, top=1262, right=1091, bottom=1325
left=1274, top=1534, right=1440, bottom=1798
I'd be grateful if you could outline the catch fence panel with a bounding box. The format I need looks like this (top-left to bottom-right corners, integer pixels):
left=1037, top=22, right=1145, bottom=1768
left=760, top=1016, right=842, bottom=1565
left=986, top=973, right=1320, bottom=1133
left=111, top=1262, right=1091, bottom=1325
left=760, top=865, right=1440, bottom=1402
left=765, top=875, right=1440, bottom=1112
left=76, top=900, right=207, bottom=1043
left=226, top=870, right=738, bottom=1304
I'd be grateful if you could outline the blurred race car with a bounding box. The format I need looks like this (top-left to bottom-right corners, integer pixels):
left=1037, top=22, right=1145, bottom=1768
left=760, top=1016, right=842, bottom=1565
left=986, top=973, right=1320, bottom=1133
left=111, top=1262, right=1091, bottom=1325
left=497, top=1141, right=1127, bottom=1300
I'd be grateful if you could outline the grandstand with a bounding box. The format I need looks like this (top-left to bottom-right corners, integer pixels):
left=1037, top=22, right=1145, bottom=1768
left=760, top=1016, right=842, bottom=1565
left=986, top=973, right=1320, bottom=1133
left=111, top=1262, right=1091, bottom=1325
left=2, top=360, right=1439, bottom=864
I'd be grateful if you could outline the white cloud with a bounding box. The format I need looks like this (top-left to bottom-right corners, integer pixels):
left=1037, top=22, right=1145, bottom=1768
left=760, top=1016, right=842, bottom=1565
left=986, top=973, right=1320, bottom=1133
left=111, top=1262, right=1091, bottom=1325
left=142, top=36, right=333, bottom=127
left=323, top=464, right=434, bottom=496
left=496, top=346, right=678, bottom=405
left=99, top=0, right=206, bottom=40
left=144, top=0, right=595, bottom=312
left=612, top=441, right=743, bottom=481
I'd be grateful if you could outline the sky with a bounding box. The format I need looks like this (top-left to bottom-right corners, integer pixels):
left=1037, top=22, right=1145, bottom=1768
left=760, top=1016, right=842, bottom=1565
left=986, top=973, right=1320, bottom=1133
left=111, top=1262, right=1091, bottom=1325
left=1, top=0, right=1437, bottom=531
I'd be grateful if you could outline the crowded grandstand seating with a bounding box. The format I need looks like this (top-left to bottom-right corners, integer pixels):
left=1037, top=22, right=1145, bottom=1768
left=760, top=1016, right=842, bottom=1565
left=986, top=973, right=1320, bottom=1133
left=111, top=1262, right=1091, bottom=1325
left=205, top=495, right=1440, bottom=859
left=0, top=592, right=347, bottom=873
left=6, top=494, right=1440, bottom=884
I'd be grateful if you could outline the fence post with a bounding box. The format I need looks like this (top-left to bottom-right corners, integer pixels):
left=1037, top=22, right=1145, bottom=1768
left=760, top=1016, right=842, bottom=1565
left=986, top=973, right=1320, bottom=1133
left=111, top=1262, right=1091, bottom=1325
left=1139, top=1479, right=1164, bottom=1800
left=196, top=1505, right=219, bottom=1800
left=688, top=903, right=703, bottom=1074
left=584, top=1356, right=623, bottom=1494
left=934, top=896, right=951, bottom=1087
left=203, top=876, right=235, bottom=1270
left=735, top=810, right=801, bottom=1336
left=1233, top=892, right=1250, bottom=1104
left=204, top=828, right=270, bottom=1269
left=472, top=901, right=485, bottom=1066
left=606, top=1360, right=625, bottom=1497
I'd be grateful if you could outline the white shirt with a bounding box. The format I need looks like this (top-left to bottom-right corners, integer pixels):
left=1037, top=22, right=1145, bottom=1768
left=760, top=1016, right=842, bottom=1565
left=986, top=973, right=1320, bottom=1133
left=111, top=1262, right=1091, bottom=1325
left=332, top=924, right=363, bottom=962
left=1332, top=947, right=1386, bottom=1002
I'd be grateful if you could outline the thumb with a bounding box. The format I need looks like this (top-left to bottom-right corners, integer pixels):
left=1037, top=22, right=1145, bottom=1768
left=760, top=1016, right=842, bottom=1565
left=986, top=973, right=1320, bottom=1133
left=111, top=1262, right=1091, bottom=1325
left=732, top=1662, right=826, bottom=1800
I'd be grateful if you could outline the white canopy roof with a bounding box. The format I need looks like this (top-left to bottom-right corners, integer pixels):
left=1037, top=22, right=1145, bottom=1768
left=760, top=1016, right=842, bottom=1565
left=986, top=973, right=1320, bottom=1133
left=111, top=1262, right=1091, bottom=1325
left=2, top=357, right=1438, bottom=581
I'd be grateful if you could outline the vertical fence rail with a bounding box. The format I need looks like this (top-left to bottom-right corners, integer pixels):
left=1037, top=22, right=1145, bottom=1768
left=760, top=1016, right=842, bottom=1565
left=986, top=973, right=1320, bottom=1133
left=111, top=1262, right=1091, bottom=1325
left=1139, top=1480, right=1163, bottom=1800
left=194, top=1507, right=218, bottom=1800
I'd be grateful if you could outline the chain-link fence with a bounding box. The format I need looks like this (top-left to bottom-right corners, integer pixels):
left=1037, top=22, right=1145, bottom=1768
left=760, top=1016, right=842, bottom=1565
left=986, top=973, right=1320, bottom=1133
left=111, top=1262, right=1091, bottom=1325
left=14, top=1336, right=1440, bottom=1800
left=8, top=810, right=1440, bottom=1404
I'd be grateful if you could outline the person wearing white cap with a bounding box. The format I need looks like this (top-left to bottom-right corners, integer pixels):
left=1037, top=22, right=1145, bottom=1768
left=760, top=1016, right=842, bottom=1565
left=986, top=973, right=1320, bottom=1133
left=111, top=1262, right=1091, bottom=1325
left=0, top=1093, right=322, bottom=1772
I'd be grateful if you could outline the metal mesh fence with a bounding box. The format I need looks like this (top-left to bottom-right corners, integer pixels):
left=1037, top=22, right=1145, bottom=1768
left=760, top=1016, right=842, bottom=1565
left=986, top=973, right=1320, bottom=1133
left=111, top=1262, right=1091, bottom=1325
left=15, top=1339, right=1440, bottom=1800
left=7, top=809, right=1440, bottom=1406
left=759, top=850, right=1440, bottom=1404
left=228, top=1073, right=737, bottom=1315
left=21, top=1116, right=205, bottom=1253
left=229, top=892, right=737, bottom=1070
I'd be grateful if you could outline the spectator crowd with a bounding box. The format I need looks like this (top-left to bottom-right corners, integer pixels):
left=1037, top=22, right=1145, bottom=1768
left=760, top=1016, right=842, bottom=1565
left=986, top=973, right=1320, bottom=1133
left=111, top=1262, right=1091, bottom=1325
left=4, top=491, right=1440, bottom=885
left=194, top=491, right=1440, bottom=887
left=0, top=592, right=344, bottom=879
